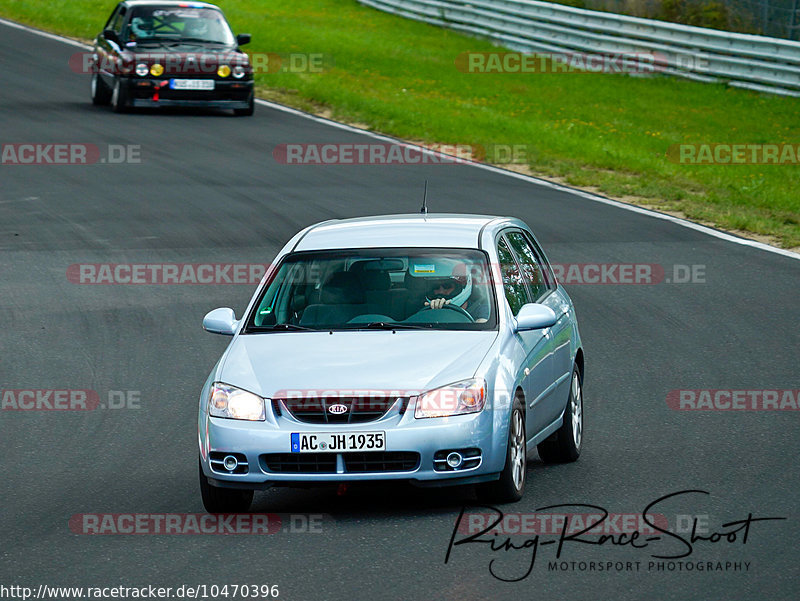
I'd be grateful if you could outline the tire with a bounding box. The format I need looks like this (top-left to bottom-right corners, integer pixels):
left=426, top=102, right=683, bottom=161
left=476, top=396, right=526, bottom=503
left=111, top=78, right=129, bottom=113
left=233, top=93, right=254, bottom=116
left=537, top=365, right=583, bottom=464
left=199, top=457, right=254, bottom=513
left=91, top=73, right=111, bottom=106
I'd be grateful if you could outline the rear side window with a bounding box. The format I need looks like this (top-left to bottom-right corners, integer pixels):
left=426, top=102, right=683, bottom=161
left=506, top=231, right=550, bottom=301
left=497, top=237, right=529, bottom=315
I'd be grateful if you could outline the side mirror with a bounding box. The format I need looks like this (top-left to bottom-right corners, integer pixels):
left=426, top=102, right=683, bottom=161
left=515, top=303, right=557, bottom=331
left=203, top=307, right=239, bottom=336
left=236, top=33, right=251, bottom=46
left=103, top=29, right=121, bottom=45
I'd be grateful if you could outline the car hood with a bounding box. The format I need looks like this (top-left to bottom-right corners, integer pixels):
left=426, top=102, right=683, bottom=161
left=217, top=330, right=499, bottom=398
left=129, top=44, right=239, bottom=55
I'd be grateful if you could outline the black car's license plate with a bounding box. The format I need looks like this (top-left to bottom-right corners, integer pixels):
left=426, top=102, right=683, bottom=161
left=169, top=79, right=215, bottom=90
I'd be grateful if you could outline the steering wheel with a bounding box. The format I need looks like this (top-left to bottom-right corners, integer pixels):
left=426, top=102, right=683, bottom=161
left=424, top=302, right=475, bottom=322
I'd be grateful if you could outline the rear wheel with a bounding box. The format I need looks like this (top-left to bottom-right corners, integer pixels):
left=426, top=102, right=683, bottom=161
left=111, top=78, right=128, bottom=113
left=476, top=396, right=526, bottom=503
left=91, top=73, right=111, bottom=105
left=537, top=365, right=583, bottom=463
left=199, top=457, right=253, bottom=513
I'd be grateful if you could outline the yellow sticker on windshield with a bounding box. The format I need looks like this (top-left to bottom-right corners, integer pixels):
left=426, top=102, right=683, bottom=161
left=413, top=264, right=436, bottom=274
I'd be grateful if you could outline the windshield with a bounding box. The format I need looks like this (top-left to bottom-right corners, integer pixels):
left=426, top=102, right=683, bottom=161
left=124, top=7, right=235, bottom=45
left=245, top=248, right=498, bottom=332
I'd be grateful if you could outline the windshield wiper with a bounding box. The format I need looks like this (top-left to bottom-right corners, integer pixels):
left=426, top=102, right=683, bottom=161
left=360, top=322, right=432, bottom=330
left=169, top=37, right=230, bottom=45
left=258, top=323, right=318, bottom=332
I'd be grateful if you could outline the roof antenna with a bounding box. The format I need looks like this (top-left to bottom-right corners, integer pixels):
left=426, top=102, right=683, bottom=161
left=420, top=180, right=428, bottom=215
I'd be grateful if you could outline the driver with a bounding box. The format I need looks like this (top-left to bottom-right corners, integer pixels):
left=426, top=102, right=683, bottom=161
left=423, top=268, right=489, bottom=322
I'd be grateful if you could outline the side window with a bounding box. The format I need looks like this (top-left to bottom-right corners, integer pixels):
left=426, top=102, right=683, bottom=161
left=506, top=231, right=549, bottom=301
left=525, top=233, right=557, bottom=290
left=497, top=237, right=529, bottom=315
left=104, top=6, right=121, bottom=30
left=111, top=7, right=127, bottom=33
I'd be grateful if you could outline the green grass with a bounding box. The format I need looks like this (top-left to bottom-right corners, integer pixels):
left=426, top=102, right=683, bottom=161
left=2, top=0, right=798, bottom=247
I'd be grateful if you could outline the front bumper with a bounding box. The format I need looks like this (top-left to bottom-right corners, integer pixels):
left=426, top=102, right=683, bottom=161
left=198, top=398, right=507, bottom=489
left=122, top=77, right=253, bottom=108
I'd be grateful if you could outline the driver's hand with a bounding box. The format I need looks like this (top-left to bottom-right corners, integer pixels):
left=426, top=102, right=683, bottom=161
left=424, top=298, right=451, bottom=310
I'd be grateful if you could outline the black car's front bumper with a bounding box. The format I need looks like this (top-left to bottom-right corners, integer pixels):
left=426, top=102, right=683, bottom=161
left=122, top=77, right=253, bottom=108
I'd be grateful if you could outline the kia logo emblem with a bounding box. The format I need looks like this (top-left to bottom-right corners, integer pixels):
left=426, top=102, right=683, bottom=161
left=328, top=404, right=348, bottom=414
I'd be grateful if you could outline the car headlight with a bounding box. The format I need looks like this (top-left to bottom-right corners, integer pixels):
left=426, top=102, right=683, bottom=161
left=414, top=378, right=486, bottom=418
left=233, top=65, right=245, bottom=79
left=208, top=383, right=265, bottom=421
left=150, top=63, right=164, bottom=77
left=135, top=63, right=149, bottom=77
left=217, top=65, right=231, bottom=78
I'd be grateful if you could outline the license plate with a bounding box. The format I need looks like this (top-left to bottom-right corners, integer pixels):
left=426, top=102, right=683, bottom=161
left=291, top=432, right=385, bottom=453
left=169, top=79, right=215, bottom=90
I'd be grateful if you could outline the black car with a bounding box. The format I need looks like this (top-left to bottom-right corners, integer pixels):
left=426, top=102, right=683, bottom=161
left=91, top=0, right=254, bottom=115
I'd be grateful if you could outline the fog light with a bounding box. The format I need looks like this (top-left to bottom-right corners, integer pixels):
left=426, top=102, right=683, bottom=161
left=150, top=63, right=164, bottom=76
left=135, top=63, right=148, bottom=77
left=217, top=65, right=231, bottom=78
left=446, top=452, right=463, bottom=469
left=223, top=455, right=239, bottom=471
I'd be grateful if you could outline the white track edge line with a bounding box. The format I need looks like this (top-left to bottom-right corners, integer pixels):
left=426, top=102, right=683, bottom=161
left=2, top=16, right=797, bottom=262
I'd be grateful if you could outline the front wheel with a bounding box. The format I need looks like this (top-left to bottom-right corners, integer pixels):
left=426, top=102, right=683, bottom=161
left=91, top=73, right=111, bottom=105
left=476, top=396, right=526, bottom=503
left=199, top=457, right=254, bottom=513
left=537, top=365, right=583, bottom=463
left=233, top=93, right=254, bottom=117
left=111, top=78, right=129, bottom=113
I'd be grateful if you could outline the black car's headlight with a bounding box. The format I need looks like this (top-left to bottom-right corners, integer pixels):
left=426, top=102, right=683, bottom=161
left=233, top=65, right=246, bottom=79
left=135, top=63, right=148, bottom=77
left=208, top=383, right=265, bottom=421
left=415, top=378, right=486, bottom=418
left=217, top=65, right=231, bottom=78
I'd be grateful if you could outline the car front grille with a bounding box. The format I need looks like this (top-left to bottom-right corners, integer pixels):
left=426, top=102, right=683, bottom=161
left=260, top=452, right=420, bottom=474
left=277, top=396, right=408, bottom=424
left=260, top=453, right=337, bottom=473
left=343, top=452, right=420, bottom=473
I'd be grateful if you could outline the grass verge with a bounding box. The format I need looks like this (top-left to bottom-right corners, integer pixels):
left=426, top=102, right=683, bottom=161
left=1, top=0, right=798, bottom=248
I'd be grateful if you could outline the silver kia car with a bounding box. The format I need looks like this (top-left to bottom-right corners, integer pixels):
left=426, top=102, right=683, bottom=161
left=198, top=214, right=584, bottom=512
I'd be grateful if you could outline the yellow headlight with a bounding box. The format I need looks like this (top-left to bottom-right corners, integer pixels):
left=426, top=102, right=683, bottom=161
left=150, top=63, right=164, bottom=77
left=217, top=65, right=231, bottom=78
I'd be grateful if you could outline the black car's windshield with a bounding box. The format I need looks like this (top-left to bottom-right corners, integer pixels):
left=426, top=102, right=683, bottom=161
left=124, top=6, right=235, bottom=45
left=246, top=248, right=498, bottom=332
